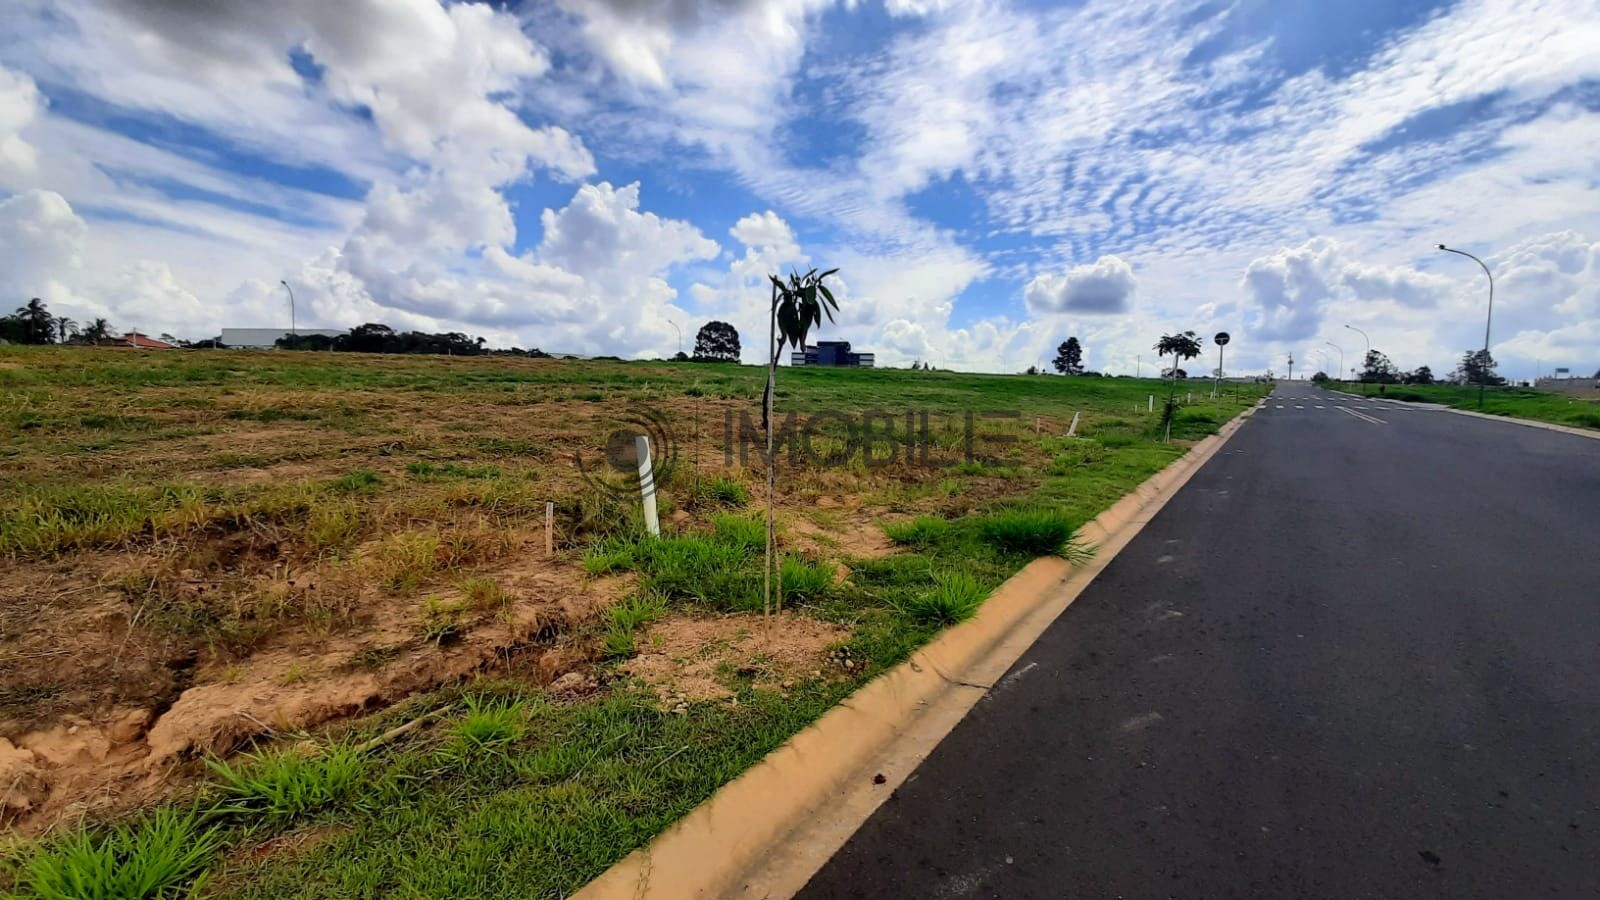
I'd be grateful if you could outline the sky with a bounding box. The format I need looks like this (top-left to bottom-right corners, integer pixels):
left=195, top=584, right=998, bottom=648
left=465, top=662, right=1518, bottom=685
left=0, top=0, right=1597, bottom=377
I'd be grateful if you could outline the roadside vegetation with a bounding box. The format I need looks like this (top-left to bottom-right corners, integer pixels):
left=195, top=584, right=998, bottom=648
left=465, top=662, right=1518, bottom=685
left=1, top=346, right=1264, bottom=897
left=1326, top=381, right=1600, bottom=430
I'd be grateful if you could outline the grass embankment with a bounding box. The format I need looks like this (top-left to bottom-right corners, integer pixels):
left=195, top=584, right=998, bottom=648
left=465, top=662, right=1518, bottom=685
left=0, top=347, right=1264, bottom=897
left=1326, top=381, right=1600, bottom=431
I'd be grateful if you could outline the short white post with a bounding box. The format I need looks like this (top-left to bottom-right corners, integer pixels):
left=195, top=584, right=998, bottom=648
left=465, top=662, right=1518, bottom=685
left=636, top=435, right=660, bottom=536
left=1066, top=411, right=1080, bottom=437
left=1148, top=395, right=1154, bottom=412
left=1187, top=392, right=1192, bottom=404
left=544, top=501, right=554, bottom=556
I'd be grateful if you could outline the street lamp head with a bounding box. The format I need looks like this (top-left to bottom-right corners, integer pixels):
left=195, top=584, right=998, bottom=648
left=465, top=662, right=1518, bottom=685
left=1436, top=243, right=1448, bottom=251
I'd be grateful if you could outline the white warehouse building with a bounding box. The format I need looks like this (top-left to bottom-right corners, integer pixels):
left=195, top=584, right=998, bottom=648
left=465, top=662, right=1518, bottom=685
left=219, top=328, right=344, bottom=349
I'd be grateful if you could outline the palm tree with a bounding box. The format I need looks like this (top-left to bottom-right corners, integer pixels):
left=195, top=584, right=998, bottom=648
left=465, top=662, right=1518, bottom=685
left=81, top=317, right=114, bottom=344
left=1154, top=331, right=1204, bottom=442
left=761, top=268, right=839, bottom=618
left=56, top=317, right=77, bottom=344
left=15, top=298, right=55, bottom=344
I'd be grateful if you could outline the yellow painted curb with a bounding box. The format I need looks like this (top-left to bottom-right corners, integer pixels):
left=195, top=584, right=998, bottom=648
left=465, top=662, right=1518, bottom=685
left=576, top=408, right=1257, bottom=900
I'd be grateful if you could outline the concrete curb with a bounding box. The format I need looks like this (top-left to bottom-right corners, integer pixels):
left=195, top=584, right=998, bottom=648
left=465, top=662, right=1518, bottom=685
left=1331, top=388, right=1600, bottom=442
left=575, top=408, right=1257, bottom=900
left=1429, top=403, right=1600, bottom=442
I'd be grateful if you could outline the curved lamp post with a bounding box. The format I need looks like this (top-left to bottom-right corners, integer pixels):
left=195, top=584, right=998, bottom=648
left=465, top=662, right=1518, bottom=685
left=1437, top=244, right=1495, bottom=409
left=1344, top=324, right=1369, bottom=393
left=279, top=280, right=297, bottom=339
left=668, top=318, right=683, bottom=357
left=1324, top=341, right=1344, bottom=382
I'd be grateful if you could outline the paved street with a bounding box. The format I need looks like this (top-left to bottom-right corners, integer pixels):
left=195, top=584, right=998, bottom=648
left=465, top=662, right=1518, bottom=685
left=800, top=383, right=1600, bottom=899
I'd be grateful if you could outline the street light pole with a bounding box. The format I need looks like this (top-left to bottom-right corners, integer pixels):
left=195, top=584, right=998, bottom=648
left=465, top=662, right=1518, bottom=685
left=1437, top=244, right=1495, bottom=409
left=668, top=319, right=683, bottom=357
left=1344, top=324, right=1369, bottom=393
left=279, top=280, right=297, bottom=339
left=1324, top=341, right=1344, bottom=382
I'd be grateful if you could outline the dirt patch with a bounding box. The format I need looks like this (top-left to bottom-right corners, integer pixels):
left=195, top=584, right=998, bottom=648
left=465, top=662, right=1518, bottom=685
left=623, top=613, right=850, bottom=706
left=0, top=552, right=623, bottom=834
left=787, top=513, right=896, bottom=559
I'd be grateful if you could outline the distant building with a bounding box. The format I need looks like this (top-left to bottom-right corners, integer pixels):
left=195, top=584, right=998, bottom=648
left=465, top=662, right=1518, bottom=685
left=100, top=332, right=175, bottom=350
left=220, top=328, right=344, bottom=349
left=789, top=340, right=875, bottom=368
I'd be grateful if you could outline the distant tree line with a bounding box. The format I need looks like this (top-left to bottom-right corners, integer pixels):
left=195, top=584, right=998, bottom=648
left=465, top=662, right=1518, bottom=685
left=276, top=323, right=505, bottom=355
left=0, top=298, right=117, bottom=346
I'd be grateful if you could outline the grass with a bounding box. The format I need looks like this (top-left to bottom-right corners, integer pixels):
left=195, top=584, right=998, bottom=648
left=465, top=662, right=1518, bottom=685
left=207, top=744, right=367, bottom=820
left=895, top=571, right=987, bottom=625
left=10, top=807, right=221, bottom=900
left=883, top=515, right=952, bottom=548
left=0, top=347, right=1269, bottom=898
left=1327, top=381, right=1600, bottom=430
left=979, top=507, right=1095, bottom=559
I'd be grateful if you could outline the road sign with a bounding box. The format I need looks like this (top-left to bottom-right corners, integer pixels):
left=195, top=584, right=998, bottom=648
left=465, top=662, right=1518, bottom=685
left=1214, top=332, right=1231, bottom=346
left=1556, top=367, right=1570, bottom=374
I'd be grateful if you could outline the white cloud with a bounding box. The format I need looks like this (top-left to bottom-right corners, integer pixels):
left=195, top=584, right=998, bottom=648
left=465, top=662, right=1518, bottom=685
left=0, top=190, right=86, bottom=305
left=0, top=66, right=40, bottom=178
left=1024, top=255, right=1136, bottom=315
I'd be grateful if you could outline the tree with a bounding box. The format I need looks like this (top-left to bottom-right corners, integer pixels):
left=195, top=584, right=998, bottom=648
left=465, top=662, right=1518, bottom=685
left=1154, top=331, right=1204, bottom=442
left=1404, top=365, right=1434, bottom=385
left=1455, top=349, right=1504, bottom=387
left=693, top=321, right=741, bottom=362
left=1053, top=337, right=1084, bottom=375
left=56, top=317, right=77, bottom=344
left=5, top=298, right=58, bottom=344
left=1311, top=371, right=1330, bottom=383
left=80, top=318, right=114, bottom=344
left=761, top=267, right=839, bottom=620
left=1359, top=349, right=1401, bottom=384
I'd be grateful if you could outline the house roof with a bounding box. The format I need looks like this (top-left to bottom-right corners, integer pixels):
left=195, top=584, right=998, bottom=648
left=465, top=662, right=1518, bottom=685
left=106, top=332, right=176, bottom=349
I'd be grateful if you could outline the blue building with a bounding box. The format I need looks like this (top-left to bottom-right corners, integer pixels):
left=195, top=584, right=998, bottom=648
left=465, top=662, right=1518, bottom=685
left=790, top=340, right=875, bottom=367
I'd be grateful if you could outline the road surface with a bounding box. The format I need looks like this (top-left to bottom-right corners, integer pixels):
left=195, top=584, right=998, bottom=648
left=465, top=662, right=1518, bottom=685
left=799, top=383, right=1600, bottom=899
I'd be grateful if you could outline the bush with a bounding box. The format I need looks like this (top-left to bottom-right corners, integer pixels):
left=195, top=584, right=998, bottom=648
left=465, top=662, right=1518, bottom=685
left=1566, top=410, right=1600, bottom=429
left=207, top=744, right=365, bottom=820
left=16, top=807, right=222, bottom=900
left=607, top=592, right=668, bottom=632
left=978, top=508, right=1091, bottom=560
left=897, top=572, right=986, bottom=625
left=882, top=516, right=951, bottom=548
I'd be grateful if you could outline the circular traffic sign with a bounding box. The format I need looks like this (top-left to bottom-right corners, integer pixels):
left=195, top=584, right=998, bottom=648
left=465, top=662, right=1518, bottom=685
left=1214, top=331, right=1231, bottom=346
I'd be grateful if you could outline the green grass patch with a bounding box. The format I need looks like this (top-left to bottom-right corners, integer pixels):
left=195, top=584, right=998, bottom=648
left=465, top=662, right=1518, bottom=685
left=882, top=515, right=952, bottom=548
left=979, top=508, right=1093, bottom=559
left=695, top=476, right=748, bottom=507
left=207, top=744, right=366, bottom=821
left=895, top=571, right=986, bottom=625
left=10, top=807, right=222, bottom=900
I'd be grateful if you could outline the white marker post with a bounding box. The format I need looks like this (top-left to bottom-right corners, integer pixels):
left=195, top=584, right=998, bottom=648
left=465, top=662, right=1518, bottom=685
left=1066, top=411, right=1080, bottom=437
left=1148, top=395, right=1154, bottom=413
left=636, top=434, right=660, bottom=537
left=544, top=501, right=554, bottom=557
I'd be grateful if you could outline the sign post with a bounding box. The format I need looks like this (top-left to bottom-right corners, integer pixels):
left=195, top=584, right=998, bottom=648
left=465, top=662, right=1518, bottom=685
left=1212, top=332, right=1230, bottom=397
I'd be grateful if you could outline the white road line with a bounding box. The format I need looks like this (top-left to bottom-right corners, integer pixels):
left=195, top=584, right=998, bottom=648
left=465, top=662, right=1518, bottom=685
left=1294, top=405, right=1305, bottom=409
left=1275, top=404, right=1284, bottom=409
left=1315, top=405, right=1325, bottom=409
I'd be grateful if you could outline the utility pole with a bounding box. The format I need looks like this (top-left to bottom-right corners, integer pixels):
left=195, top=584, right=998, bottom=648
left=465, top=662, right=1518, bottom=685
left=1287, top=353, right=1294, bottom=382
left=1437, top=244, right=1495, bottom=408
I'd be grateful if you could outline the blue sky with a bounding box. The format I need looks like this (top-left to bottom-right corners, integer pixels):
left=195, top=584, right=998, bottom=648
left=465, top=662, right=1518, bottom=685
left=1, top=0, right=1597, bottom=377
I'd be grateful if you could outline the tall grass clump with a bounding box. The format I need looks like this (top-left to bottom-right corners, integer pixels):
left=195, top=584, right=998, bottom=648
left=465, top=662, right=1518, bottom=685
left=710, top=513, right=765, bottom=552
left=882, top=515, right=951, bottom=548
left=696, top=476, right=748, bottom=507
left=207, top=744, right=365, bottom=820
left=440, top=695, right=528, bottom=760
left=896, top=572, right=986, bottom=625
left=0, top=484, right=211, bottom=557
left=14, top=807, right=222, bottom=900
left=780, top=556, right=833, bottom=603
left=978, top=508, right=1093, bottom=560
left=582, top=535, right=638, bottom=575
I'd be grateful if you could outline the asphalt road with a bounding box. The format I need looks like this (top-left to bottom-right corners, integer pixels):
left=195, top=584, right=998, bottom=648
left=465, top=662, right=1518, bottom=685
left=799, top=383, right=1600, bottom=899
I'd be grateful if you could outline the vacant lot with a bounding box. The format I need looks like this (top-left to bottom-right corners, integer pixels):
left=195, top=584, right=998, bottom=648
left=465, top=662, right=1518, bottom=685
left=0, top=347, right=1262, bottom=896
left=1327, top=381, right=1600, bottom=430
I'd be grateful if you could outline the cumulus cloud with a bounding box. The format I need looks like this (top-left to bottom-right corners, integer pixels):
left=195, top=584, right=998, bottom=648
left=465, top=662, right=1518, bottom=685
left=0, top=67, right=40, bottom=178
left=0, top=190, right=87, bottom=303
left=1025, top=255, right=1136, bottom=315
left=1243, top=238, right=1460, bottom=343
